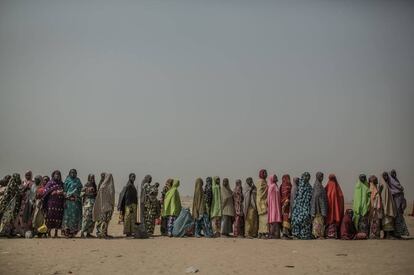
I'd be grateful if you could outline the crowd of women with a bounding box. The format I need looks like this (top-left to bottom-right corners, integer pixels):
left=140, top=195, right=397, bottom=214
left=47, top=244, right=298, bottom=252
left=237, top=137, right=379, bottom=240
left=0, top=168, right=410, bottom=240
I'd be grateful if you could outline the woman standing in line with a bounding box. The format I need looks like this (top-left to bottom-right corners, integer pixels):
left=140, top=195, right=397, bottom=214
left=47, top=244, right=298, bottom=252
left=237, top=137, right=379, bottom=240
left=210, top=176, right=222, bottom=237
left=93, top=173, right=115, bottom=239
left=256, top=169, right=268, bottom=239
left=232, top=179, right=244, bottom=237
left=267, top=174, right=282, bottom=239
left=221, top=178, right=235, bottom=237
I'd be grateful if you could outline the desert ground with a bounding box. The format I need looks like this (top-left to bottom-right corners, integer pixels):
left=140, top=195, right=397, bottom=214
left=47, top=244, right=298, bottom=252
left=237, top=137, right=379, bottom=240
left=0, top=200, right=413, bottom=275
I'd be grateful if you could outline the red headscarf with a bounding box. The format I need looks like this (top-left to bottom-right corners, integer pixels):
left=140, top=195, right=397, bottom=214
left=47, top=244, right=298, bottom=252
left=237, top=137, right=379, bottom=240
left=325, top=174, right=344, bottom=226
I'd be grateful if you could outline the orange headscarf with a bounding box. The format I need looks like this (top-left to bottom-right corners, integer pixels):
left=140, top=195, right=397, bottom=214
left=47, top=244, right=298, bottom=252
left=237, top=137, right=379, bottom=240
left=325, top=174, right=344, bottom=225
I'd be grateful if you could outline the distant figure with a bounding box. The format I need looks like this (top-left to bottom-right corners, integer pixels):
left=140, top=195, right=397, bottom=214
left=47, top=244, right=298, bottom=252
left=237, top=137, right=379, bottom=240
left=352, top=174, right=370, bottom=239
left=220, top=178, right=235, bottom=237
left=118, top=173, right=138, bottom=237
left=368, top=175, right=383, bottom=239
left=325, top=174, right=344, bottom=239
left=256, top=169, right=268, bottom=239
left=243, top=177, right=258, bottom=238
left=15, top=170, right=34, bottom=236
left=232, top=179, right=244, bottom=238
left=192, top=178, right=213, bottom=238
left=62, top=169, right=83, bottom=238
left=31, top=175, right=44, bottom=237
left=291, top=172, right=313, bottom=240
left=162, top=179, right=182, bottom=237
left=389, top=170, right=409, bottom=238
left=93, top=173, right=115, bottom=239
left=210, top=176, right=222, bottom=237
left=381, top=172, right=397, bottom=239
left=139, top=175, right=152, bottom=223
left=340, top=209, right=356, bottom=240
left=267, top=174, right=282, bottom=239
left=143, top=181, right=160, bottom=235
left=311, top=172, right=328, bottom=239
left=280, top=175, right=292, bottom=239
left=0, top=174, right=22, bottom=236
left=203, top=177, right=213, bottom=219
left=42, top=170, right=65, bottom=238
left=80, top=174, right=97, bottom=238
left=160, top=179, right=173, bottom=236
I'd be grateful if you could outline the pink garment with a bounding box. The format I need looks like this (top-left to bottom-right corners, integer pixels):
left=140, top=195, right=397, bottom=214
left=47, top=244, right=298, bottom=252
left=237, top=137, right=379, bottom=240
left=267, top=174, right=282, bottom=223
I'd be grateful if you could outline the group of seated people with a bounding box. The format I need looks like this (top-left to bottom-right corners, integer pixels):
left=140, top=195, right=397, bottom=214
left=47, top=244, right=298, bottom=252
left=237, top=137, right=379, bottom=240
left=0, top=168, right=409, bottom=240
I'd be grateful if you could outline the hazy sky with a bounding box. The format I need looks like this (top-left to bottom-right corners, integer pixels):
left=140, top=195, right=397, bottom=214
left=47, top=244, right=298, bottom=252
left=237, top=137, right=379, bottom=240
left=0, top=1, right=413, bottom=201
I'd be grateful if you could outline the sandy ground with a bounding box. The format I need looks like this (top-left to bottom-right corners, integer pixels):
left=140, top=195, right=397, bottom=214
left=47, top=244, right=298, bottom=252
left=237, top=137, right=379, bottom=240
left=1, top=203, right=414, bottom=275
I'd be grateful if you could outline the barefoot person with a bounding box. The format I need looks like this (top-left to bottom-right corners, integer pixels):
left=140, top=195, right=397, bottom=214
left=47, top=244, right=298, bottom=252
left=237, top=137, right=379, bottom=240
left=389, top=170, right=409, bottom=238
left=280, top=175, right=292, bottom=238
left=267, top=174, right=282, bottom=239
left=118, top=173, right=138, bottom=237
left=352, top=174, right=371, bottom=239
left=325, top=174, right=344, bottom=239
left=62, top=169, right=83, bottom=238
left=232, top=179, right=244, bottom=237
left=220, top=178, right=235, bottom=237
left=244, top=177, right=258, bottom=238
left=80, top=174, right=97, bottom=238
left=93, top=173, right=115, bottom=239
left=311, top=172, right=328, bottom=239
left=291, top=172, right=313, bottom=240
left=256, top=169, right=268, bottom=239
left=42, top=171, right=65, bottom=238
left=210, top=176, right=222, bottom=237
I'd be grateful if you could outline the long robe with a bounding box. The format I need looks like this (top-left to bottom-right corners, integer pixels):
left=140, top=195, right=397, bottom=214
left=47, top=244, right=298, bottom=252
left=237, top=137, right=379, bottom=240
left=267, top=175, right=282, bottom=224
left=93, top=173, right=115, bottom=238
left=232, top=181, right=244, bottom=237
left=62, top=176, right=83, bottom=235
left=352, top=179, right=371, bottom=231
left=243, top=182, right=258, bottom=238
left=119, top=181, right=138, bottom=235
left=291, top=178, right=313, bottom=239
left=42, top=179, right=65, bottom=230
left=389, top=175, right=409, bottom=237
left=80, top=177, right=97, bottom=235
left=256, top=178, right=268, bottom=234
left=221, top=180, right=234, bottom=235
left=280, top=175, right=292, bottom=233
left=0, top=175, right=22, bottom=235
left=325, top=175, right=344, bottom=238
left=210, top=177, right=222, bottom=219
left=162, top=180, right=181, bottom=217
left=369, top=180, right=383, bottom=239
left=381, top=176, right=397, bottom=232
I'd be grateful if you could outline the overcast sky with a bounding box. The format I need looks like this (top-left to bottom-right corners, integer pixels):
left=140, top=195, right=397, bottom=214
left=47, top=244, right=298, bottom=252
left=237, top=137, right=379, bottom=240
left=0, top=0, right=413, bottom=201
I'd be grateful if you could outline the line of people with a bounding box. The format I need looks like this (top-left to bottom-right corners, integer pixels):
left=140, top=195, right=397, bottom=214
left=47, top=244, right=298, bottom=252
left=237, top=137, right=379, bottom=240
left=0, top=168, right=410, bottom=240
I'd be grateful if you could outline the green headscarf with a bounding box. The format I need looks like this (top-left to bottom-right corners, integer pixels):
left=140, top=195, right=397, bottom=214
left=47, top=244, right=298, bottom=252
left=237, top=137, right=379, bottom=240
left=352, top=179, right=371, bottom=229
left=210, top=176, right=222, bottom=218
left=162, top=179, right=182, bottom=217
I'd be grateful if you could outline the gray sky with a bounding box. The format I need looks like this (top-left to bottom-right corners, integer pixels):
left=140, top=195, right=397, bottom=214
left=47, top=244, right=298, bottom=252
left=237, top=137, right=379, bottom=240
left=0, top=0, right=413, bottom=201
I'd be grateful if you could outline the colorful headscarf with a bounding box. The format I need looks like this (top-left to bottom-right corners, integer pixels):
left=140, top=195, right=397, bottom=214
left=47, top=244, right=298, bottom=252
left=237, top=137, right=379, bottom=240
left=162, top=179, right=182, bottom=217
left=221, top=178, right=235, bottom=217
left=325, top=174, right=344, bottom=225
left=233, top=179, right=244, bottom=216
left=192, top=178, right=205, bottom=219
left=267, top=174, right=282, bottom=223
left=310, top=172, right=328, bottom=218
left=210, top=177, right=222, bottom=218
left=352, top=175, right=371, bottom=229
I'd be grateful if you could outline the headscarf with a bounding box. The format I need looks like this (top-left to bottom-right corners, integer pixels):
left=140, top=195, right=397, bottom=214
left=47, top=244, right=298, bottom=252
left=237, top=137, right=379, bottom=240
left=210, top=177, right=222, bottom=218
left=161, top=179, right=173, bottom=206
left=119, top=174, right=138, bottom=211
left=291, top=172, right=313, bottom=225
left=267, top=174, right=282, bottom=223
left=0, top=173, right=21, bottom=214
left=204, top=177, right=213, bottom=209
left=63, top=171, right=82, bottom=201
left=42, top=171, right=63, bottom=199
left=243, top=177, right=257, bottom=218
left=162, top=179, right=182, bottom=217
left=92, top=173, right=115, bottom=221
left=325, top=174, right=344, bottom=225
left=310, top=172, right=328, bottom=218
left=140, top=174, right=152, bottom=203
left=352, top=175, right=371, bottom=229
left=340, top=209, right=356, bottom=240
left=256, top=172, right=268, bottom=215
left=369, top=175, right=382, bottom=212
left=280, top=175, right=292, bottom=211
left=233, top=179, right=244, bottom=216
left=381, top=173, right=396, bottom=219
left=221, top=178, right=235, bottom=217
left=192, top=178, right=205, bottom=219
left=23, top=170, right=33, bottom=188
left=389, top=170, right=404, bottom=196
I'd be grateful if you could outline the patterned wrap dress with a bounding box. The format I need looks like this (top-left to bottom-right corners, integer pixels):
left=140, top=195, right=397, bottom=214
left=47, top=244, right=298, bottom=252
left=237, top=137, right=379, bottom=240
left=291, top=175, right=313, bottom=240
left=62, top=176, right=83, bottom=236
left=80, top=176, right=97, bottom=235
